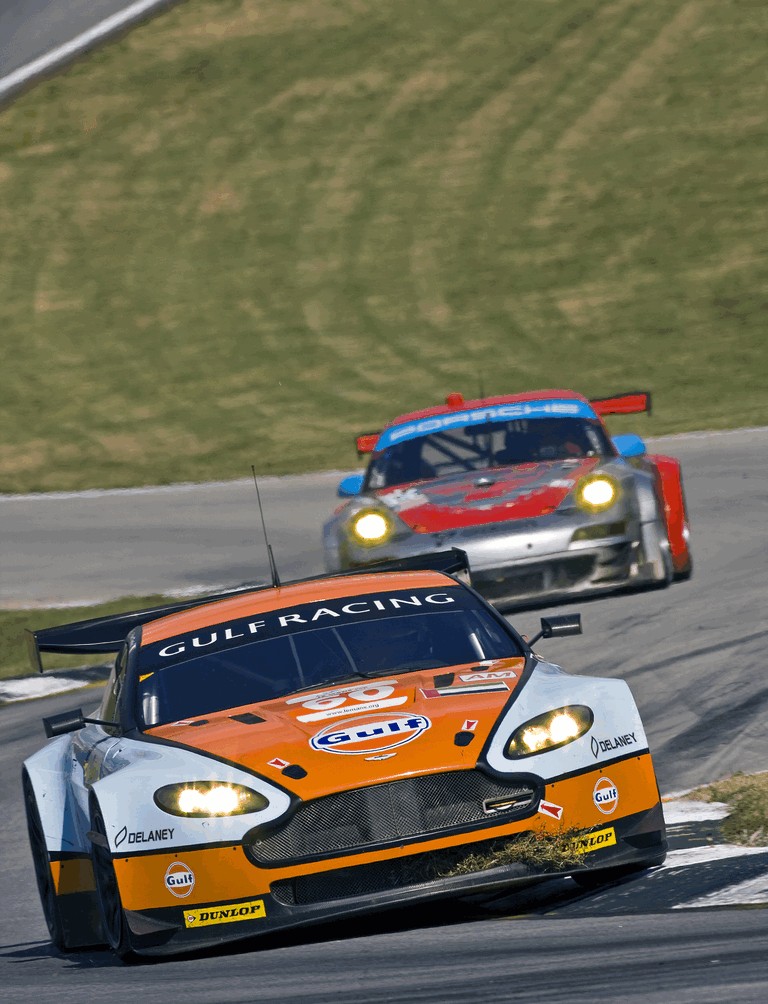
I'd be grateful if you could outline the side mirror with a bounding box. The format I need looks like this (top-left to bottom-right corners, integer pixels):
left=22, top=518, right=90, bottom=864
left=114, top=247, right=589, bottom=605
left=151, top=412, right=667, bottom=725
left=528, top=614, right=582, bottom=647
left=337, top=474, right=364, bottom=498
left=612, top=433, right=646, bottom=458
left=43, top=708, right=86, bottom=738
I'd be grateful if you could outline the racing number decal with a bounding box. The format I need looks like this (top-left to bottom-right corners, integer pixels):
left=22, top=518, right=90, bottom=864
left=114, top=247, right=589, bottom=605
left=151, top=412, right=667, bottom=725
left=288, top=682, right=407, bottom=723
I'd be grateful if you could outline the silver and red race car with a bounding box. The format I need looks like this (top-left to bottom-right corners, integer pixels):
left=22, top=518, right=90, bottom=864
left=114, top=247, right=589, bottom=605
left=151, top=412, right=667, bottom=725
left=323, top=389, right=692, bottom=608
left=23, top=551, right=666, bottom=960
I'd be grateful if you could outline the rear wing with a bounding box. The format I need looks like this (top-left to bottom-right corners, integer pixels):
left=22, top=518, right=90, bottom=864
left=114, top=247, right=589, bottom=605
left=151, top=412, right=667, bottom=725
left=26, top=583, right=266, bottom=673
left=27, top=549, right=471, bottom=673
left=590, top=390, right=652, bottom=417
left=355, top=431, right=381, bottom=456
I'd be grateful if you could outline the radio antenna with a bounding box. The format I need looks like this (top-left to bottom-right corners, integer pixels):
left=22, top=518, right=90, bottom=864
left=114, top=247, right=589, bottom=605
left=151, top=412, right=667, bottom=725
left=251, top=466, right=281, bottom=588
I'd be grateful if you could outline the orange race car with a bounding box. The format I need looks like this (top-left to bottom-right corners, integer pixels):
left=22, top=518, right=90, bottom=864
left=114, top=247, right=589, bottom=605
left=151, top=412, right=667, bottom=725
left=24, top=551, right=666, bottom=960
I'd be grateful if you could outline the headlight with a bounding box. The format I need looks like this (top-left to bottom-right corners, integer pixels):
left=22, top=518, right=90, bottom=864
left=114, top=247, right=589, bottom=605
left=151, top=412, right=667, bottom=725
left=154, top=782, right=268, bottom=817
left=506, top=705, right=593, bottom=759
left=349, top=509, right=394, bottom=545
left=576, top=475, right=619, bottom=512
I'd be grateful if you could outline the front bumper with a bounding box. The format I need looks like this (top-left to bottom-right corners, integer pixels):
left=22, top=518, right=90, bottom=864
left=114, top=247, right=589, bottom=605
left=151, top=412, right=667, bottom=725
left=117, top=802, right=666, bottom=957
left=337, top=516, right=657, bottom=608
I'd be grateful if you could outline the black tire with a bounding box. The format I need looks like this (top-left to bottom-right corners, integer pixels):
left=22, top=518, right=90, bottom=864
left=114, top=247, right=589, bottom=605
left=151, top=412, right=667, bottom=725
left=90, top=802, right=135, bottom=961
left=23, top=770, right=70, bottom=952
left=675, top=553, right=693, bottom=582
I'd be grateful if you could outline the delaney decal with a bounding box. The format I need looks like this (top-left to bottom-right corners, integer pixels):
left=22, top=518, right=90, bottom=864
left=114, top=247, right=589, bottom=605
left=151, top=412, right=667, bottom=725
left=290, top=683, right=407, bottom=723
left=538, top=800, right=564, bottom=820
left=164, top=862, right=195, bottom=898
left=570, top=826, right=617, bottom=855
left=115, top=826, right=174, bottom=848
left=421, top=682, right=509, bottom=698
left=184, top=898, right=266, bottom=929
left=310, top=714, right=431, bottom=755
left=593, top=777, right=619, bottom=815
left=591, top=732, right=637, bottom=757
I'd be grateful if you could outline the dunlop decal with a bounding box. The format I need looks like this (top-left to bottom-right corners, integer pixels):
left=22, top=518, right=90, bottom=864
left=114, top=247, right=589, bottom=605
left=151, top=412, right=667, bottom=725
left=184, top=898, right=266, bottom=929
left=569, top=827, right=617, bottom=855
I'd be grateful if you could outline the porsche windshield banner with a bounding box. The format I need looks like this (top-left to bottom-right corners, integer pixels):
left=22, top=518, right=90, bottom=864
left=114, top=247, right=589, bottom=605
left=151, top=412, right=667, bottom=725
left=377, top=399, right=595, bottom=448
left=139, top=587, right=464, bottom=667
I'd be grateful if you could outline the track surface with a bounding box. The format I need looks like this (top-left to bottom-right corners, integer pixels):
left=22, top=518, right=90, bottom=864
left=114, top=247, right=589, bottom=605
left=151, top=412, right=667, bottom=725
left=1, top=428, right=767, bottom=999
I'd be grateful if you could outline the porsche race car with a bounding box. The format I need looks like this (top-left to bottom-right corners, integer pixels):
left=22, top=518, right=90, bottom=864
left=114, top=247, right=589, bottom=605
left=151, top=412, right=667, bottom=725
left=323, top=389, right=692, bottom=608
left=24, top=551, right=666, bottom=960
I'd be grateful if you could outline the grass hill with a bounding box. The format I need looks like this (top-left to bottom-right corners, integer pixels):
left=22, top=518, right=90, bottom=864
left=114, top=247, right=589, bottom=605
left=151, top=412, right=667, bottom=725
left=1, top=0, right=766, bottom=492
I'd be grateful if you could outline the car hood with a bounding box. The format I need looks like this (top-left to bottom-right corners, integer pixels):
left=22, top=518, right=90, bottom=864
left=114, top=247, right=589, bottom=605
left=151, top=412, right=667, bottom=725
left=372, top=458, right=601, bottom=532
left=148, top=658, right=527, bottom=798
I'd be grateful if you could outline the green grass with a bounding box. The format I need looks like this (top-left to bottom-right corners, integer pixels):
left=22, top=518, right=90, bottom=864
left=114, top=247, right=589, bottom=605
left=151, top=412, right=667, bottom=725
left=1, top=0, right=768, bottom=493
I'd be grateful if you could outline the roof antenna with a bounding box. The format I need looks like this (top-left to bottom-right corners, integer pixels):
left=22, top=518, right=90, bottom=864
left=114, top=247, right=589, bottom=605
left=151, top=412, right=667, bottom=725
left=251, top=466, right=281, bottom=588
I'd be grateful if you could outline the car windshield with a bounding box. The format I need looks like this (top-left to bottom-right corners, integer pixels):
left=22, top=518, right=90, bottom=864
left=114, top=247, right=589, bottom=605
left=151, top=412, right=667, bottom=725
left=135, top=586, right=522, bottom=727
left=365, top=417, right=614, bottom=489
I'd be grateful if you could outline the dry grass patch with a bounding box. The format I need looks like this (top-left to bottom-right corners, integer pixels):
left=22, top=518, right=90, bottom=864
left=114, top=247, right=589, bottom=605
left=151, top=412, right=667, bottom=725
left=682, top=772, right=768, bottom=846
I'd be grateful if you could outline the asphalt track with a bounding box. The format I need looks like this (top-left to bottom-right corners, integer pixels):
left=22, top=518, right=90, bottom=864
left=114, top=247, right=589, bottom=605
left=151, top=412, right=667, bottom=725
left=0, top=0, right=180, bottom=99
left=1, top=428, right=767, bottom=1000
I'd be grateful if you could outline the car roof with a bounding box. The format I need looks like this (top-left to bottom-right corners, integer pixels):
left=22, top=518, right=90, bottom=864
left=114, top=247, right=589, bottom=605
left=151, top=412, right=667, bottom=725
left=139, top=570, right=461, bottom=645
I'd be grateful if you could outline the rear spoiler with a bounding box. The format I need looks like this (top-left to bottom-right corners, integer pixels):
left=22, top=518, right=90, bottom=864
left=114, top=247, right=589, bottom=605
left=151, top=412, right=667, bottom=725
left=27, top=549, right=470, bottom=673
left=26, top=583, right=267, bottom=673
left=355, top=431, right=381, bottom=456
left=590, top=390, right=652, bottom=417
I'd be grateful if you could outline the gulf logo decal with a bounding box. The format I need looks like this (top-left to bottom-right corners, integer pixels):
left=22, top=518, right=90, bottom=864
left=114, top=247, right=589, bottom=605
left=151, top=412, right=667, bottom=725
left=310, top=714, right=431, bottom=755
left=164, top=861, right=195, bottom=898
left=593, top=777, right=619, bottom=814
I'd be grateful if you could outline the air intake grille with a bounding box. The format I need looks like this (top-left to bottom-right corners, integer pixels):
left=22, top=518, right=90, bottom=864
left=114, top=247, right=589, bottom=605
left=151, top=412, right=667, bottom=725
left=246, top=770, right=538, bottom=866
left=270, top=834, right=530, bottom=906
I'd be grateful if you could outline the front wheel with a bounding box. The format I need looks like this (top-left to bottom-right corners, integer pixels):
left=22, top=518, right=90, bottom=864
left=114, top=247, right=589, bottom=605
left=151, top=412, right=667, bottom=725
left=639, top=519, right=674, bottom=588
left=90, top=802, right=135, bottom=961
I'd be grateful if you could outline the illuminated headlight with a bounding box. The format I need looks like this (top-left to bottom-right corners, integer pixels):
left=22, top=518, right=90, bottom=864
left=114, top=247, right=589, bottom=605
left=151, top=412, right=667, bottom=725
left=506, top=706, right=593, bottom=759
left=154, top=782, right=268, bottom=817
left=349, top=509, right=393, bottom=545
left=576, top=475, right=619, bottom=512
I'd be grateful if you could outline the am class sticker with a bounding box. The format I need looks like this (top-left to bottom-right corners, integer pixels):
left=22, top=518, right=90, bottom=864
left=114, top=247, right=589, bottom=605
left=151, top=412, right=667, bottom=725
left=310, top=713, right=431, bottom=755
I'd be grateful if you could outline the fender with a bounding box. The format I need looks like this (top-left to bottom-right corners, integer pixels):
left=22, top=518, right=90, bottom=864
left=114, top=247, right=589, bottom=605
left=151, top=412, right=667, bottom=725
left=24, top=736, right=91, bottom=857
left=647, top=454, right=692, bottom=574
left=88, top=739, right=293, bottom=855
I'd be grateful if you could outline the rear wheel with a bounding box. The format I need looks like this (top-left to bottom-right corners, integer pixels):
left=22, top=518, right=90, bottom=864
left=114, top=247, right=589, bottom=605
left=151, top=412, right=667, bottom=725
left=23, top=771, right=69, bottom=952
left=90, top=802, right=135, bottom=961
